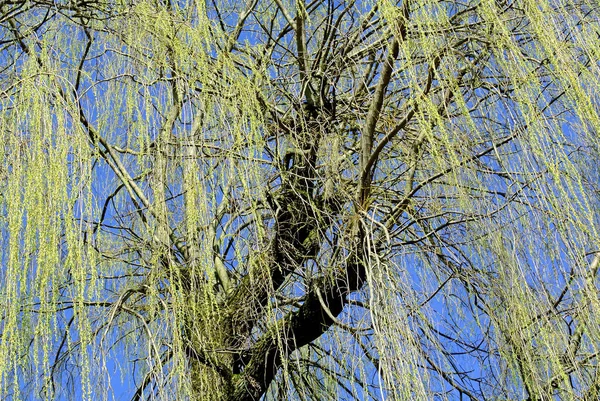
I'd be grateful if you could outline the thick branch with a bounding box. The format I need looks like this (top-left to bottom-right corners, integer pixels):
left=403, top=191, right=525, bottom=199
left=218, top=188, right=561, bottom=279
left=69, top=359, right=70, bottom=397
left=228, top=249, right=366, bottom=401
left=358, top=2, right=409, bottom=204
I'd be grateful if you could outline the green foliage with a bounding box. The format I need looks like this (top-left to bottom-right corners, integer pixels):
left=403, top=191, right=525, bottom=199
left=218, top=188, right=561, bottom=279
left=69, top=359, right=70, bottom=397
left=1, top=0, right=600, bottom=399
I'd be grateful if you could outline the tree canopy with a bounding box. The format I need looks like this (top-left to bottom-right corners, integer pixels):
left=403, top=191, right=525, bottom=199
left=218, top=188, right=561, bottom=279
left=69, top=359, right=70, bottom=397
left=1, top=0, right=600, bottom=399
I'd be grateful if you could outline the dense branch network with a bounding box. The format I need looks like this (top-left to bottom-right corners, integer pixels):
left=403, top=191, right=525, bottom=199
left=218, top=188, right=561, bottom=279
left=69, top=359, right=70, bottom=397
left=0, top=0, right=600, bottom=400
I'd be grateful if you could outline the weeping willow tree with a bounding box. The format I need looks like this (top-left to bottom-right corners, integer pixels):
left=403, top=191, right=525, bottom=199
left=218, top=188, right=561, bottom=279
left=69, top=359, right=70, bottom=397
left=1, top=0, right=600, bottom=399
